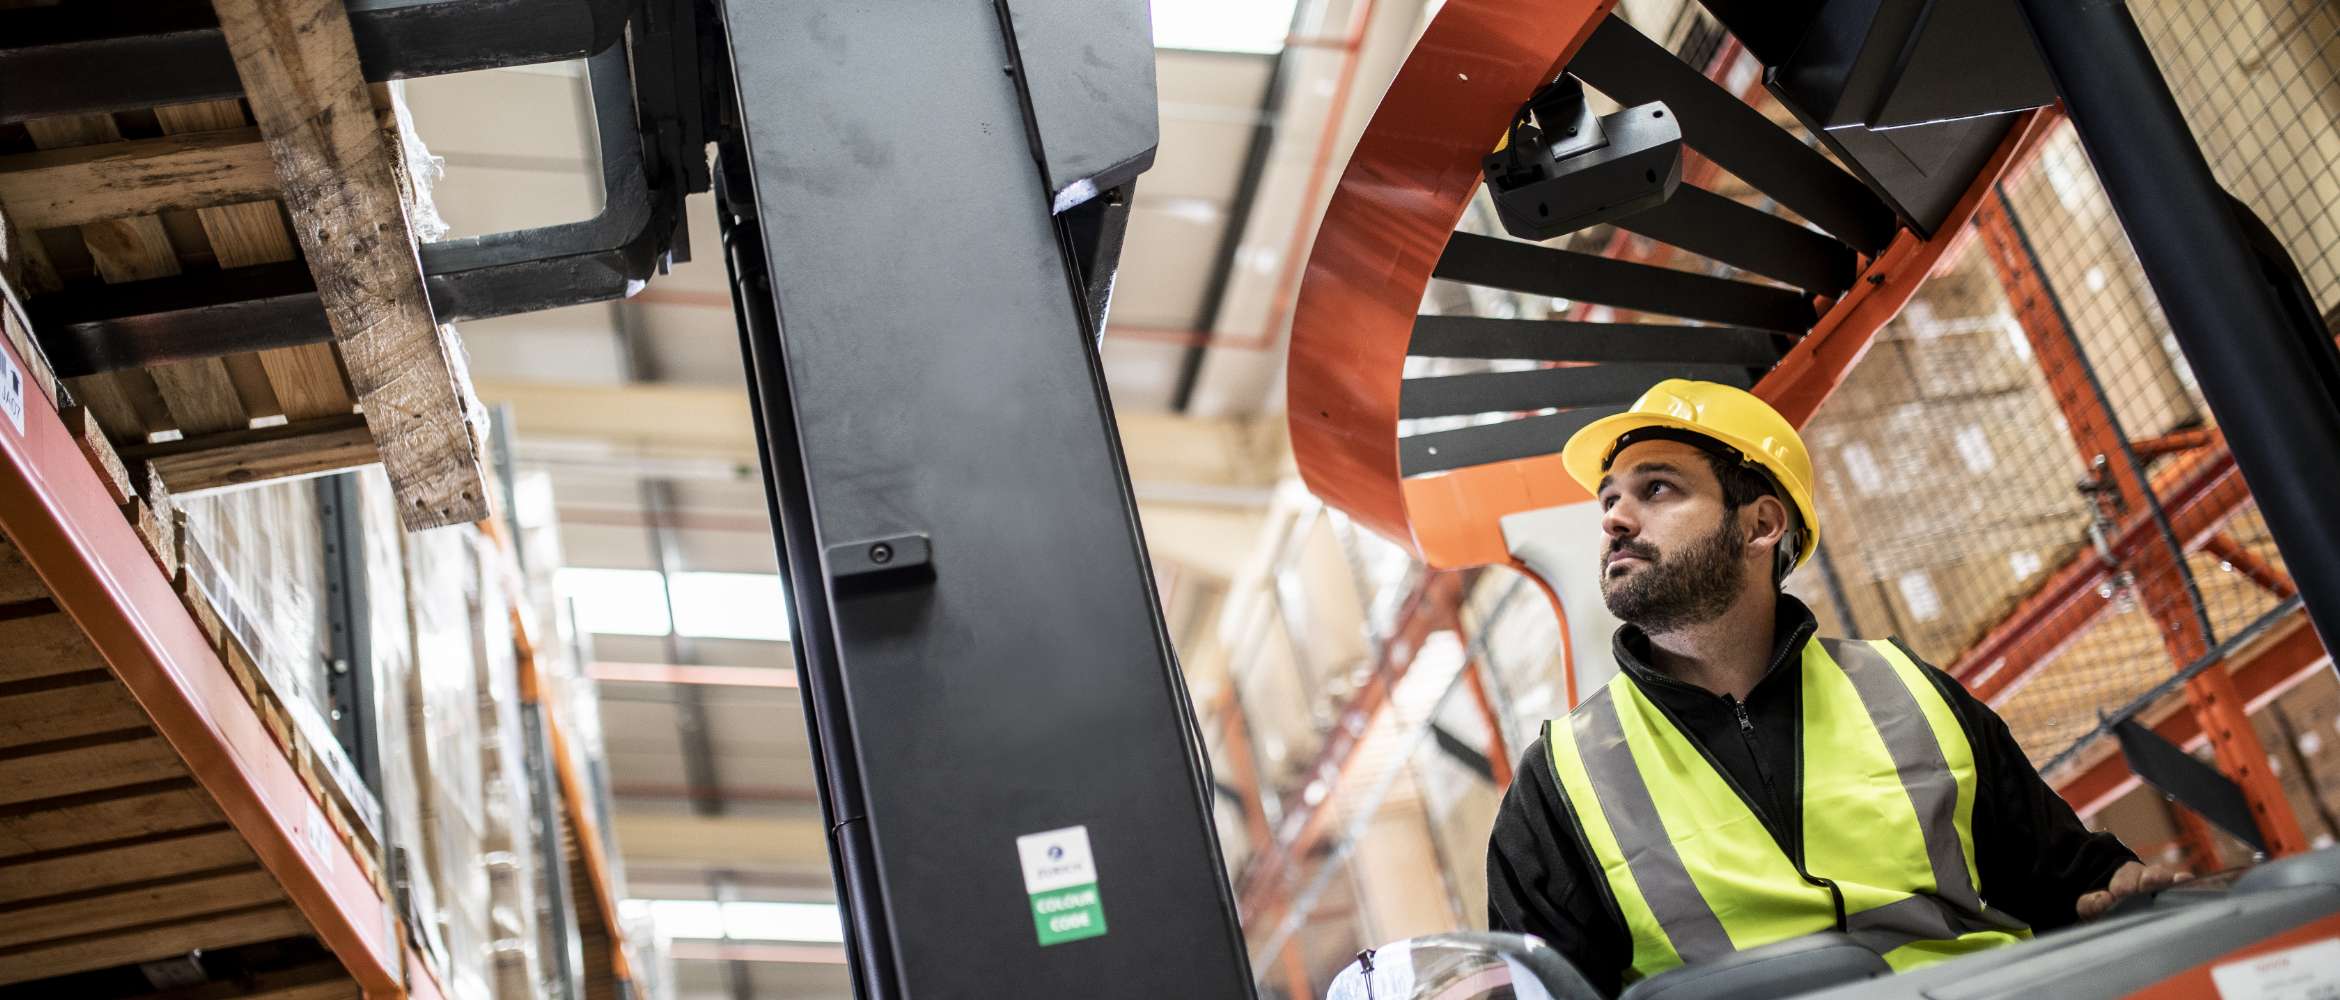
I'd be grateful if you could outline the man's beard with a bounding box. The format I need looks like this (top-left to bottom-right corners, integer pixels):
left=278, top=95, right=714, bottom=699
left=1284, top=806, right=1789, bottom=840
left=1602, top=512, right=1745, bottom=634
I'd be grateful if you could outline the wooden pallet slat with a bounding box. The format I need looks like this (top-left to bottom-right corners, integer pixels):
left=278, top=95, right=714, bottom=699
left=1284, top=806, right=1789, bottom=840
left=65, top=371, right=174, bottom=441
left=23, top=114, right=251, bottom=441
left=121, top=414, right=377, bottom=495
left=0, top=867, right=282, bottom=950
left=154, top=99, right=353, bottom=422
left=0, top=126, right=278, bottom=231
left=0, top=826, right=253, bottom=906
left=212, top=0, right=489, bottom=529
left=0, top=780, right=224, bottom=858
left=0, top=611, right=109, bottom=685
left=0, top=734, right=187, bottom=808
left=0, top=902, right=309, bottom=984
left=60, top=404, right=137, bottom=505
left=0, top=673, right=149, bottom=750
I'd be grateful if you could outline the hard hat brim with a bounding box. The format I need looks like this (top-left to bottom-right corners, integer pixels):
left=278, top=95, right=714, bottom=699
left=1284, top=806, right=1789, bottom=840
left=1561, top=409, right=1823, bottom=569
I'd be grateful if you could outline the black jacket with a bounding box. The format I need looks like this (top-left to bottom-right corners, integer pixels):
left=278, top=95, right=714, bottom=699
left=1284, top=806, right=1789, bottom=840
left=1485, top=595, right=2137, bottom=998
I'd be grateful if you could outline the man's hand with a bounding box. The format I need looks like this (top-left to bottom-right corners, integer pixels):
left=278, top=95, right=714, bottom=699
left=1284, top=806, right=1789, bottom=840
left=2075, top=861, right=2192, bottom=920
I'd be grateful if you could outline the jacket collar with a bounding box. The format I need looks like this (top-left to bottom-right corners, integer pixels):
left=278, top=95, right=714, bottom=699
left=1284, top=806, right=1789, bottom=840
left=1612, top=593, right=1820, bottom=697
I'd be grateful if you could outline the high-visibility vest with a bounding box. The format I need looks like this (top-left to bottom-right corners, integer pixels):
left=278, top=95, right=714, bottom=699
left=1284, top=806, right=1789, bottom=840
left=1545, top=637, right=2031, bottom=984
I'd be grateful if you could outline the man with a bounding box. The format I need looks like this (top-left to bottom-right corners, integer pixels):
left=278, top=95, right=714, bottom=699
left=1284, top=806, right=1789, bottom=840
left=1485, top=379, right=2185, bottom=996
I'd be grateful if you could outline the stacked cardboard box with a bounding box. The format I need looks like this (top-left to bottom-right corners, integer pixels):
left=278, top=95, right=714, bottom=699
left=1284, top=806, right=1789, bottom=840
left=174, top=467, right=569, bottom=999
left=1796, top=247, right=2096, bottom=663
left=472, top=553, right=545, bottom=997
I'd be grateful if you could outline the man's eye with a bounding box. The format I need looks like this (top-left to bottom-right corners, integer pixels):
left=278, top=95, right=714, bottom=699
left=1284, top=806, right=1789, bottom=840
left=1644, top=481, right=1670, bottom=498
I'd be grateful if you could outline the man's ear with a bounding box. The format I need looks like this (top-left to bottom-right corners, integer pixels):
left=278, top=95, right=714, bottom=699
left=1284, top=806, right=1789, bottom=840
left=1745, top=495, right=1790, bottom=554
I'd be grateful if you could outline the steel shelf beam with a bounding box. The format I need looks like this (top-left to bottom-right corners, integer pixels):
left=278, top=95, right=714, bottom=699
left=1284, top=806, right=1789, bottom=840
left=0, top=309, right=400, bottom=993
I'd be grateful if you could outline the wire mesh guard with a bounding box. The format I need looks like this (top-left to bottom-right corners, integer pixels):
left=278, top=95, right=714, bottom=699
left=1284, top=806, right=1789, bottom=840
left=1785, top=0, right=2340, bottom=781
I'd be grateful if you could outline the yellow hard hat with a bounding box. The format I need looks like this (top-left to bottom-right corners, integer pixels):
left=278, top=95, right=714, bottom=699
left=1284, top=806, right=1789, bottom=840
left=1560, top=379, right=1821, bottom=570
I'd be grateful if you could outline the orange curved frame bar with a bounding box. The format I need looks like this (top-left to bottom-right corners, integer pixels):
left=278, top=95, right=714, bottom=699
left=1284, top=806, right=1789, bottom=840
left=1288, top=0, right=2046, bottom=572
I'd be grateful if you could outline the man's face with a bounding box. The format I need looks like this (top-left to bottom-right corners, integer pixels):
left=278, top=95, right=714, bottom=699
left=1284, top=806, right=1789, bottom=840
left=1595, top=439, right=1750, bottom=633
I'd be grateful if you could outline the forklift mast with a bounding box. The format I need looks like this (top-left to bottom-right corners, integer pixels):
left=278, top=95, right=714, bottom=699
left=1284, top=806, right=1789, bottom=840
left=704, top=2, right=1253, bottom=997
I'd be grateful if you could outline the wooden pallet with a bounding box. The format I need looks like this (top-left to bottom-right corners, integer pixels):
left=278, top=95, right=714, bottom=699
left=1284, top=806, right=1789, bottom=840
left=2, top=107, right=363, bottom=479
left=0, top=0, right=489, bottom=530
left=0, top=441, right=362, bottom=994
left=0, top=592, right=305, bottom=983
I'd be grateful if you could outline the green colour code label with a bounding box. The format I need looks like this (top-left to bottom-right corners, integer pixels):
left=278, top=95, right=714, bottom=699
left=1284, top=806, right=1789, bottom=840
left=1029, top=882, right=1108, bottom=946
left=1017, top=825, right=1108, bottom=947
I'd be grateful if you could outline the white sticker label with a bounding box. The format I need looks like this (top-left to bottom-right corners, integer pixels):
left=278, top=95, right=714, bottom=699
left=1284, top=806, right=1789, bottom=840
left=305, top=804, right=337, bottom=875
left=0, top=344, right=23, bottom=436
left=1016, top=825, right=1098, bottom=895
left=2211, top=937, right=2340, bottom=999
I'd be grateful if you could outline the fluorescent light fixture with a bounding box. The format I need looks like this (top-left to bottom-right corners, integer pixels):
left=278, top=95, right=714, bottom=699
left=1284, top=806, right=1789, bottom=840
left=556, top=567, right=672, bottom=636
left=647, top=899, right=726, bottom=941
left=669, top=571, right=793, bottom=642
left=555, top=568, right=792, bottom=641
left=631, top=899, right=845, bottom=944
left=724, top=901, right=846, bottom=944
left=1153, top=0, right=1300, bottom=54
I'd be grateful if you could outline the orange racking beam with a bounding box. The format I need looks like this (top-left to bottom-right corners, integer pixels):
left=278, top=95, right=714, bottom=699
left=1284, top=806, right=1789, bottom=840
left=1211, top=684, right=1277, bottom=856
left=2130, top=428, right=2219, bottom=461
left=484, top=519, right=638, bottom=991
left=1462, top=657, right=1513, bottom=787
left=2058, top=611, right=2331, bottom=819
left=1973, top=190, right=2307, bottom=855
left=2203, top=532, right=2297, bottom=600
left=1949, top=443, right=2242, bottom=703
left=1235, top=572, right=1466, bottom=930
left=0, top=327, right=401, bottom=991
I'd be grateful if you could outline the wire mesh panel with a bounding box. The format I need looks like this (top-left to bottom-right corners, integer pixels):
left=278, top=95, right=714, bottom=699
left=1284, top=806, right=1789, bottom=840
left=2132, top=0, right=2340, bottom=309
left=1788, top=104, right=2318, bottom=771
left=1786, top=243, right=2094, bottom=673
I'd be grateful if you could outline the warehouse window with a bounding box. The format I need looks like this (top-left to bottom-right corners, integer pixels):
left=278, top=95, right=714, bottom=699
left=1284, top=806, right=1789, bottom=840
left=624, top=899, right=844, bottom=944
left=1153, top=0, right=1301, bottom=54
left=724, top=901, right=846, bottom=943
left=557, top=567, right=672, bottom=636
left=669, top=572, right=793, bottom=642
left=556, top=568, right=793, bottom=641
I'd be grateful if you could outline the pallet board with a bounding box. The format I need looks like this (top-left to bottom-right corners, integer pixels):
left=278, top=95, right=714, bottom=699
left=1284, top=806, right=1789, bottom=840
left=0, top=867, right=284, bottom=949
left=210, top=0, right=490, bottom=528
left=0, top=734, right=190, bottom=808
left=0, top=553, right=328, bottom=988
left=0, top=779, right=224, bottom=857
left=0, top=671, right=150, bottom=749
left=0, top=903, right=310, bottom=983
left=0, top=607, right=108, bottom=684
left=0, top=826, right=252, bottom=906
left=0, top=80, right=481, bottom=521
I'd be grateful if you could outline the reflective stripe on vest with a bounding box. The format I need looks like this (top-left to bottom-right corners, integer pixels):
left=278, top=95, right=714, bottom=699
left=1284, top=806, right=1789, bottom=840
left=1546, top=636, right=2029, bottom=984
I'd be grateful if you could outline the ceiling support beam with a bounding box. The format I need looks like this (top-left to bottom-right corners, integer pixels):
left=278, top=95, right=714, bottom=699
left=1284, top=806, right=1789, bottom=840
left=609, top=812, right=830, bottom=869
